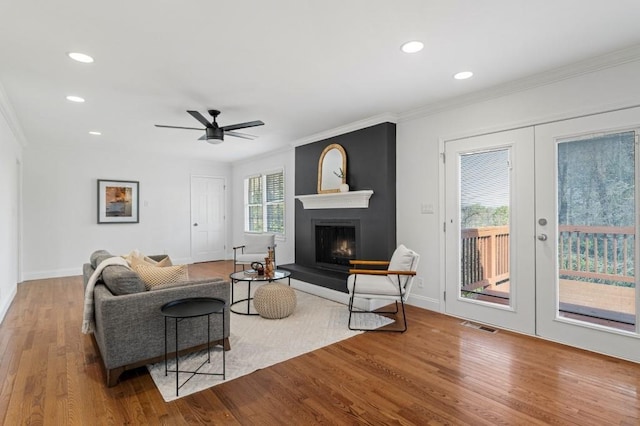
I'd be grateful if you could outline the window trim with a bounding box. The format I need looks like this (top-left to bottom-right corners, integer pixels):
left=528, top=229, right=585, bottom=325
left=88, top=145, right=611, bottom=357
left=244, top=168, right=285, bottom=236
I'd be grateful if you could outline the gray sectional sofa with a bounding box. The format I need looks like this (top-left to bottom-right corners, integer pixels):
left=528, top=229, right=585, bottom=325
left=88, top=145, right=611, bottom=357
left=83, top=250, right=231, bottom=387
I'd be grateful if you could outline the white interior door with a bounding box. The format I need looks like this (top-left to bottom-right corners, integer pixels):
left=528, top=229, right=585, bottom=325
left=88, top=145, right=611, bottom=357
left=535, top=108, right=640, bottom=362
left=191, top=176, right=225, bottom=263
left=445, top=127, right=536, bottom=334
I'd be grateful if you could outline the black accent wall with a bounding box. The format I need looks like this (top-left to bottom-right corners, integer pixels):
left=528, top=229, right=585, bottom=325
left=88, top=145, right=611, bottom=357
left=282, top=122, right=396, bottom=292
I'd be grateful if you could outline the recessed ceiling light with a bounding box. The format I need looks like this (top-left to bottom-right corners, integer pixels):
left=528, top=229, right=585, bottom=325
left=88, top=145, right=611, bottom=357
left=454, top=71, right=474, bottom=80
left=89, top=131, right=102, bottom=136
left=67, top=52, right=94, bottom=63
left=66, top=95, right=85, bottom=103
left=401, top=41, right=424, bottom=54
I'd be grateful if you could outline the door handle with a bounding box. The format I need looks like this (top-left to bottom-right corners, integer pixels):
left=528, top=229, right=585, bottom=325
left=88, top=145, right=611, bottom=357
left=193, top=223, right=198, bottom=227
left=537, top=234, right=548, bottom=241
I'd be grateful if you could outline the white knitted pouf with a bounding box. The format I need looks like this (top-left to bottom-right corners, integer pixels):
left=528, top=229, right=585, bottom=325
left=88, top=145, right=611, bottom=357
left=254, top=283, right=297, bottom=319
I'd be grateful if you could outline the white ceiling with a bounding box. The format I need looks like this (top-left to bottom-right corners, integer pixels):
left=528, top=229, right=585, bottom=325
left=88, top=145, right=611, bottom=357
left=2, top=1, right=640, bottom=162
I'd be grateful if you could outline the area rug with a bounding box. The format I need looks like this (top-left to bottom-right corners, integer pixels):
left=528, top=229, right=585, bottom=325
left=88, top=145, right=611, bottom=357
left=147, top=288, right=393, bottom=401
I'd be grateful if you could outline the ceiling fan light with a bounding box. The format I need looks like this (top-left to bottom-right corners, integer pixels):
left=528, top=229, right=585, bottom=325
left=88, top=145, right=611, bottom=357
left=206, top=127, right=224, bottom=141
left=206, top=138, right=224, bottom=145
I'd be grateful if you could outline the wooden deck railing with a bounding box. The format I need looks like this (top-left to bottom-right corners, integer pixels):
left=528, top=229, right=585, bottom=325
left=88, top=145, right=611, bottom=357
left=559, top=225, right=635, bottom=283
left=461, top=225, right=636, bottom=291
left=461, top=226, right=509, bottom=291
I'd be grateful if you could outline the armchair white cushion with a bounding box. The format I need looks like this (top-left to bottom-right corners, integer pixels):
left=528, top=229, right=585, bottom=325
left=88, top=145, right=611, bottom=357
left=233, top=233, right=276, bottom=272
left=346, top=244, right=420, bottom=332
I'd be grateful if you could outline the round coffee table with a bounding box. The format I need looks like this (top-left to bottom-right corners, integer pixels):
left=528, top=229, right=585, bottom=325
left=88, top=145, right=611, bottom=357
left=160, top=297, right=226, bottom=397
left=229, top=270, right=291, bottom=315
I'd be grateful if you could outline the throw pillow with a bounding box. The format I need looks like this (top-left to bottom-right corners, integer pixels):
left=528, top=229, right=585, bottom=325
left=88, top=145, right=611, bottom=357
left=156, top=255, right=173, bottom=267
left=90, top=250, right=112, bottom=269
left=134, top=264, right=189, bottom=290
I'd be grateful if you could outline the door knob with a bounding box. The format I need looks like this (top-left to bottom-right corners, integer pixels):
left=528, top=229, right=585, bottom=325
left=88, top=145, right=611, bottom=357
left=193, top=223, right=198, bottom=227
left=537, top=234, right=548, bottom=241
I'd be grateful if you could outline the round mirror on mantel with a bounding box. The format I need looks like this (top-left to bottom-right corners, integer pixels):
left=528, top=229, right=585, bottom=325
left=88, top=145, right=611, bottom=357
left=317, top=143, right=347, bottom=193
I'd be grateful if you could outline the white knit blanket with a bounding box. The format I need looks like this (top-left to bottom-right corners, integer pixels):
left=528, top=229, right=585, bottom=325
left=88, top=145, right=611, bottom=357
left=81, top=256, right=130, bottom=334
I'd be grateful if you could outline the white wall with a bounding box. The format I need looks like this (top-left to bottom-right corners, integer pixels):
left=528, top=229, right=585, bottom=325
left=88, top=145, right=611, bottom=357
left=0, top=98, right=23, bottom=322
left=397, top=59, right=640, bottom=311
left=230, top=147, right=295, bottom=266
left=22, top=145, right=231, bottom=279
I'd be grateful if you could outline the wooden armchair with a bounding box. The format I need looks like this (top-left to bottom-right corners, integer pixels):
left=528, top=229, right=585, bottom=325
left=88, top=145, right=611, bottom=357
left=346, top=245, right=420, bottom=332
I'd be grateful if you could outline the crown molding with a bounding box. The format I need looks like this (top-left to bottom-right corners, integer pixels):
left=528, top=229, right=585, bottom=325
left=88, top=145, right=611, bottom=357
left=400, top=44, right=640, bottom=123
left=232, top=144, right=295, bottom=166
left=292, top=112, right=398, bottom=147
left=0, top=80, right=27, bottom=147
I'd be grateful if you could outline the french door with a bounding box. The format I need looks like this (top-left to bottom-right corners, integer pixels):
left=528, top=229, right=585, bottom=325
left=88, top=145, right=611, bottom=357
left=535, top=108, right=639, bottom=361
left=445, top=108, right=640, bottom=362
left=445, top=127, right=536, bottom=335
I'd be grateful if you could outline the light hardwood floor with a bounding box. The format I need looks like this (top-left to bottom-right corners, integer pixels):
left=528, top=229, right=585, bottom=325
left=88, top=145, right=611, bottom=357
left=1, top=260, right=639, bottom=425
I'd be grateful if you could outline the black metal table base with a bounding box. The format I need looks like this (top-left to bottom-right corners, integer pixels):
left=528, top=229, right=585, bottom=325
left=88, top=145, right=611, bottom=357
left=162, top=299, right=226, bottom=397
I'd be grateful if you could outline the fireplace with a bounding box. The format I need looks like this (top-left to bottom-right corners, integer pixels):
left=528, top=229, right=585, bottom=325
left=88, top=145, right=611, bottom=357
left=282, top=121, right=396, bottom=293
left=312, top=219, right=360, bottom=272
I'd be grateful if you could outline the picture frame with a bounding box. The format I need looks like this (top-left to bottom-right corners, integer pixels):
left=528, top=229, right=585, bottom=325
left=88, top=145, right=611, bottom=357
left=97, top=179, right=139, bottom=224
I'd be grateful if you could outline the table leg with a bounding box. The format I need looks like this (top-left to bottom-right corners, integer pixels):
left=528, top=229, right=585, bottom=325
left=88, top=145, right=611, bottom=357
left=246, top=281, right=252, bottom=314
left=222, top=307, right=226, bottom=379
left=206, top=313, right=211, bottom=364
left=175, top=317, right=179, bottom=397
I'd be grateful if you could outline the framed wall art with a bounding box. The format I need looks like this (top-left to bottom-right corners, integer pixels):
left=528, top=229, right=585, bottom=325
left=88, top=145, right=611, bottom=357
left=97, top=179, right=139, bottom=224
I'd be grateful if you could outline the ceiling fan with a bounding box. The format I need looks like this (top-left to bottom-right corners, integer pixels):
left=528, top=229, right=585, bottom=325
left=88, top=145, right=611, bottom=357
left=155, top=109, right=264, bottom=144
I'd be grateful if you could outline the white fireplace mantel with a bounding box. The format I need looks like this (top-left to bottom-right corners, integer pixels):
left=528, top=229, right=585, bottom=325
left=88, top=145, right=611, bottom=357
left=295, top=190, right=374, bottom=209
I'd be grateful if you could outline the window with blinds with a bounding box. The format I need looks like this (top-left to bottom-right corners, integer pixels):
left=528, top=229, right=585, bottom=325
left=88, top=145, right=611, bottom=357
left=244, top=170, right=285, bottom=235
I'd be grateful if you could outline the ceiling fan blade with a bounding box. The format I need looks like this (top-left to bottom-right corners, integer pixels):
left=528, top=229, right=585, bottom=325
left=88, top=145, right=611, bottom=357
left=198, top=134, right=207, bottom=140
left=226, top=131, right=257, bottom=140
left=221, top=120, right=264, bottom=131
left=187, top=110, right=213, bottom=128
left=155, top=124, right=204, bottom=131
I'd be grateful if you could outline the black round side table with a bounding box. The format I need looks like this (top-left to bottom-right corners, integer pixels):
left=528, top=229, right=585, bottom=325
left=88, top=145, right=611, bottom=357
left=160, top=297, right=226, bottom=397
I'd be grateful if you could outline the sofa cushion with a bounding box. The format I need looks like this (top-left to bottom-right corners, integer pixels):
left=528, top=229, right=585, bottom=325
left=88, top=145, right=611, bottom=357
left=101, top=265, right=146, bottom=295
left=134, top=264, right=189, bottom=290
left=90, top=250, right=113, bottom=269
left=125, top=250, right=173, bottom=268
left=156, top=256, right=172, bottom=267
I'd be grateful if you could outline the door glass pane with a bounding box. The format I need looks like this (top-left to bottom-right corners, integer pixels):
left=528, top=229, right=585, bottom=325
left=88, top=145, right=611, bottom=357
left=557, top=131, right=636, bottom=331
left=459, top=149, right=511, bottom=305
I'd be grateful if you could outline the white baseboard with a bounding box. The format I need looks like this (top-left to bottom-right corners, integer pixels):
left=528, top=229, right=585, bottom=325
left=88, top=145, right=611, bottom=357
left=23, top=267, right=82, bottom=281
left=0, top=285, right=17, bottom=325
left=407, top=294, right=441, bottom=312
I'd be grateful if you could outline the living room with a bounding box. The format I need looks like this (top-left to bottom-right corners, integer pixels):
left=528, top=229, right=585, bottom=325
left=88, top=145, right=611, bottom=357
left=2, top=1, right=640, bottom=423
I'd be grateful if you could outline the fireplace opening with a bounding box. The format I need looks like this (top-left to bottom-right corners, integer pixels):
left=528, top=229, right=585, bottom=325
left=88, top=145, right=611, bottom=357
left=314, top=221, right=359, bottom=271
